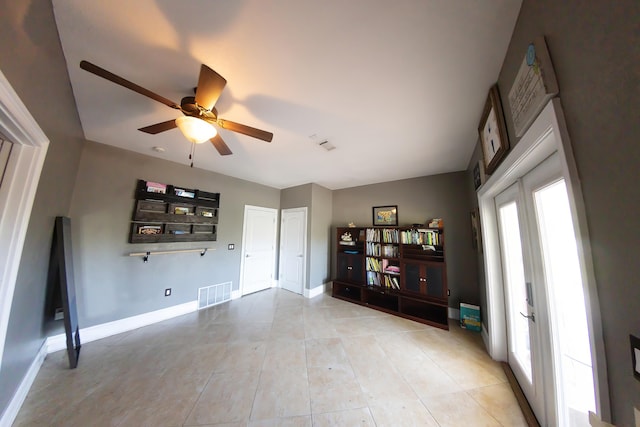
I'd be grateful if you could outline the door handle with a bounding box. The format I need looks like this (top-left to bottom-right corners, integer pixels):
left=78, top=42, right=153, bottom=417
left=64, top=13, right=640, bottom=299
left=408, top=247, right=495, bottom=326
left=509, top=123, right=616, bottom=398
left=520, top=312, right=535, bottom=322
left=246, top=254, right=251, bottom=258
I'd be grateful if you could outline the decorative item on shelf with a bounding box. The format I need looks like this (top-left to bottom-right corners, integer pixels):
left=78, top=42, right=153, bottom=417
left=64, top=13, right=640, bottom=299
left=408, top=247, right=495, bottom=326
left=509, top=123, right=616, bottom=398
left=174, top=188, right=195, bottom=198
left=174, top=206, right=190, bottom=215
left=372, top=205, right=398, bottom=226
left=508, top=36, right=558, bottom=138
left=479, top=85, right=510, bottom=176
left=137, top=225, right=162, bottom=235
left=428, top=218, right=443, bottom=228
left=146, top=181, right=166, bottom=194
left=339, top=231, right=355, bottom=245
left=348, top=222, right=356, bottom=228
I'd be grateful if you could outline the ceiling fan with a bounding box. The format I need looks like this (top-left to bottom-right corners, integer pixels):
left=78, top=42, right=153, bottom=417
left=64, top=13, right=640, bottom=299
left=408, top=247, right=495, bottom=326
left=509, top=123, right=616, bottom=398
left=79, top=60, right=273, bottom=156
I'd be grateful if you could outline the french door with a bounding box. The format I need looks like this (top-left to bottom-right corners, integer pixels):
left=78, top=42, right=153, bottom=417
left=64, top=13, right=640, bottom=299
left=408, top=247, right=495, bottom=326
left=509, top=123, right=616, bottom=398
left=495, top=153, right=596, bottom=426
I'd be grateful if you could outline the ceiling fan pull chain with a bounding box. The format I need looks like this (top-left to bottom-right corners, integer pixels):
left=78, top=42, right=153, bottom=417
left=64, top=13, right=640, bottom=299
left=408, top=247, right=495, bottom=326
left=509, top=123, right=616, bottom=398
left=189, top=141, right=196, bottom=168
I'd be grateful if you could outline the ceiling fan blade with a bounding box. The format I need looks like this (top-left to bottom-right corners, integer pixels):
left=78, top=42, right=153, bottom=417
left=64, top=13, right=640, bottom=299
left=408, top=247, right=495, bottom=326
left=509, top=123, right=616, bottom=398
left=80, top=60, right=179, bottom=109
left=217, top=119, right=273, bottom=142
left=138, top=119, right=177, bottom=134
left=195, top=64, right=227, bottom=111
left=210, top=134, right=233, bottom=156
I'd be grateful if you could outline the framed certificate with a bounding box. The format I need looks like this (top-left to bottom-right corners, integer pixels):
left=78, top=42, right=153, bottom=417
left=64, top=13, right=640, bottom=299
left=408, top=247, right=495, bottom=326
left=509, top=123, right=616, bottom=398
left=479, top=85, right=510, bottom=175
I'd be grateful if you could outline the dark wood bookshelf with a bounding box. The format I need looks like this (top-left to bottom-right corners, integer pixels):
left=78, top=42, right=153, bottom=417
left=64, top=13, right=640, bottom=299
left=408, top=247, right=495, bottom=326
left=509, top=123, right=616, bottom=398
left=332, top=225, right=449, bottom=329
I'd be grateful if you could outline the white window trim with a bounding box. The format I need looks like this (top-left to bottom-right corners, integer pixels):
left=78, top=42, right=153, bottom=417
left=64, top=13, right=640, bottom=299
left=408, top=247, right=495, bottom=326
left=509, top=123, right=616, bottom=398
left=0, top=69, right=49, bottom=369
left=477, top=98, right=610, bottom=421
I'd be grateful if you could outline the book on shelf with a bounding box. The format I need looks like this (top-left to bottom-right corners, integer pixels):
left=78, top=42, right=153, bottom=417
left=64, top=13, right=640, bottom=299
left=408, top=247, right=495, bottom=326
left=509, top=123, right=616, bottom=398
left=382, top=245, right=398, bottom=258
left=384, top=265, right=400, bottom=275
left=400, top=228, right=442, bottom=245
left=366, top=242, right=381, bottom=256
left=366, top=257, right=382, bottom=272
left=382, top=275, right=400, bottom=290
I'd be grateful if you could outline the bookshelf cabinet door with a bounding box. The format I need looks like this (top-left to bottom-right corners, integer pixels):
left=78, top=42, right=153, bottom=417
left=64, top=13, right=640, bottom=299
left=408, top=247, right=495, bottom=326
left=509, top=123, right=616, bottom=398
left=425, top=264, right=446, bottom=299
left=337, top=254, right=364, bottom=284
left=403, top=262, right=422, bottom=293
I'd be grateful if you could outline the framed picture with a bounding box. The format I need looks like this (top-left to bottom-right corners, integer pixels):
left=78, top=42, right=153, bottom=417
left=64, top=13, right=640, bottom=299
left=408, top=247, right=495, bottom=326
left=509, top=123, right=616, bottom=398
left=508, top=36, right=558, bottom=137
left=470, top=209, right=482, bottom=252
left=372, top=205, right=398, bottom=226
left=479, top=85, right=510, bottom=176
left=473, top=160, right=486, bottom=191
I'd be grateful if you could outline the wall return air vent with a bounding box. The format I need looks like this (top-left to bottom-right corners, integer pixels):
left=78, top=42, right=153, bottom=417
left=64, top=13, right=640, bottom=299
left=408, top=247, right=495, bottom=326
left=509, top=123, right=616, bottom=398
left=198, top=281, right=232, bottom=309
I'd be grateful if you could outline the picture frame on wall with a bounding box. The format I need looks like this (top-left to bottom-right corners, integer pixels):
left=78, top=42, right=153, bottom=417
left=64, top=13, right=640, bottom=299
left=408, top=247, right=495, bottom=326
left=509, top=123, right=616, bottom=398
left=470, top=209, right=482, bottom=252
left=473, top=160, right=486, bottom=190
left=372, top=205, right=398, bottom=226
left=479, top=85, right=510, bottom=176
left=508, top=36, right=559, bottom=138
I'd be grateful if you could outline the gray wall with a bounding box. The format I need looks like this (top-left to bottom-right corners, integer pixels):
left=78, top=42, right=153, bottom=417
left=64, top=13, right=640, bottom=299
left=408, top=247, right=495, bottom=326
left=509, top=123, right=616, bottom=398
left=281, top=184, right=313, bottom=288
left=69, top=141, right=280, bottom=327
left=309, top=184, right=332, bottom=289
left=494, top=1, right=639, bottom=424
left=280, top=183, right=333, bottom=290
left=0, top=0, right=85, bottom=415
left=465, top=143, right=487, bottom=327
left=332, top=172, right=478, bottom=308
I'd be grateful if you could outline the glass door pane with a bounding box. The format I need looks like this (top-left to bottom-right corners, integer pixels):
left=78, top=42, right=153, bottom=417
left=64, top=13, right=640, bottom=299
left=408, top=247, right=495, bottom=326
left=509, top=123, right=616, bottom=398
left=498, top=200, right=533, bottom=383
left=533, top=178, right=595, bottom=426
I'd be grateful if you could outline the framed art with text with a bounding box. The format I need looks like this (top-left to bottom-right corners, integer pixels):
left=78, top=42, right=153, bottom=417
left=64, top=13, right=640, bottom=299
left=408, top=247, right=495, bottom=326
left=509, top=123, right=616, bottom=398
left=479, top=85, right=510, bottom=176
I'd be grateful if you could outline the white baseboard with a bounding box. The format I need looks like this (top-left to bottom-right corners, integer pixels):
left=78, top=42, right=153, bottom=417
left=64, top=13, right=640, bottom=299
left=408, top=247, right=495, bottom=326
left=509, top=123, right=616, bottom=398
left=304, top=282, right=328, bottom=299
left=46, top=300, right=198, bottom=354
left=482, top=322, right=491, bottom=355
left=231, top=290, right=241, bottom=300
left=0, top=340, right=47, bottom=427
left=448, top=307, right=460, bottom=320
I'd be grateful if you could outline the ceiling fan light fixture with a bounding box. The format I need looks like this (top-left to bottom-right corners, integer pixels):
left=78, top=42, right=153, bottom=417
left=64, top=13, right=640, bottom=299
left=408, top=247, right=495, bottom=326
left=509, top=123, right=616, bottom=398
left=175, top=116, right=217, bottom=144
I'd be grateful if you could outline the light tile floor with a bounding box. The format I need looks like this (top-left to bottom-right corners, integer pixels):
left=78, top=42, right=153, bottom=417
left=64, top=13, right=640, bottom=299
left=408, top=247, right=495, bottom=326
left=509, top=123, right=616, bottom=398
left=13, top=288, right=527, bottom=426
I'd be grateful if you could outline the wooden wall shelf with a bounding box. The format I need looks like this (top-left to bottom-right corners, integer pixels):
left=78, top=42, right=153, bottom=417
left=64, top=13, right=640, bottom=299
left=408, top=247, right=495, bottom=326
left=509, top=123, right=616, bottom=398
left=129, top=179, right=220, bottom=244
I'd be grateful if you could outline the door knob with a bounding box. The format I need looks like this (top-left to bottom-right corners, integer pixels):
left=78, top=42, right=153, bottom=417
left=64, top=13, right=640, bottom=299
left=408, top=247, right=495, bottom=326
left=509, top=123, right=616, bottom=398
left=520, top=312, right=535, bottom=322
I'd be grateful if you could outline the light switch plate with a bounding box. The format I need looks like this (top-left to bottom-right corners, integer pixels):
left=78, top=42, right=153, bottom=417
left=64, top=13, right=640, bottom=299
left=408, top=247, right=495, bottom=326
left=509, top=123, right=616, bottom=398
left=630, top=335, right=640, bottom=381
left=634, top=407, right=640, bottom=427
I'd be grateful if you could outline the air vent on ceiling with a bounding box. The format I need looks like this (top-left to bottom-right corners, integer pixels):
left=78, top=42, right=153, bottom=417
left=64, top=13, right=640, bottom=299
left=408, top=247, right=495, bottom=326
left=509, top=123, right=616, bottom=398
left=318, top=140, right=335, bottom=151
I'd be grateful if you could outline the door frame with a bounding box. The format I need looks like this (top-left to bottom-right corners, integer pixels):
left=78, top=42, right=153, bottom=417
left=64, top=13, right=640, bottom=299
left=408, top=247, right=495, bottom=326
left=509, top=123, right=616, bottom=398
left=239, top=205, right=278, bottom=296
left=0, top=69, right=49, bottom=369
left=477, top=99, right=610, bottom=421
left=278, top=207, right=307, bottom=295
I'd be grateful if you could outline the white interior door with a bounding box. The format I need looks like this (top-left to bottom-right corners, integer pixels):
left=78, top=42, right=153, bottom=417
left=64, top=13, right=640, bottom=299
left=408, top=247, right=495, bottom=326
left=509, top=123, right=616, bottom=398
left=279, top=207, right=306, bottom=295
left=240, top=205, right=278, bottom=296
left=495, top=153, right=597, bottom=426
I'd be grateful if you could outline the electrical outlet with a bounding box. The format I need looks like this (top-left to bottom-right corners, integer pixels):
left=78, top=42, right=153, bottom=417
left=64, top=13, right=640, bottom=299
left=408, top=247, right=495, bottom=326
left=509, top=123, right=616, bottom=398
left=228, top=243, right=235, bottom=250
left=164, top=288, right=171, bottom=296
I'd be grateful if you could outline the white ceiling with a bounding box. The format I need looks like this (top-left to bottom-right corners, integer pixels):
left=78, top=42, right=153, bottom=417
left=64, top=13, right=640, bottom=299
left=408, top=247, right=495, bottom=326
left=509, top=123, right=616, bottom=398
left=52, top=0, right=521, bottom=190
